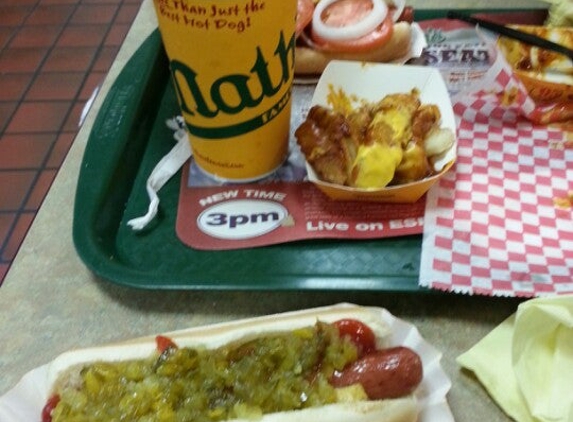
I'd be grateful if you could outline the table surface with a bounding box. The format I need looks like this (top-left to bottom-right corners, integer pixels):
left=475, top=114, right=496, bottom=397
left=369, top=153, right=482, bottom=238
left=0, top=0, right=547, bottom=420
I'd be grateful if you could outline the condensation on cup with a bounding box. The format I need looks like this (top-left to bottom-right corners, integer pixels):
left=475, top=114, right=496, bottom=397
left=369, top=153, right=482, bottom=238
left=152, top=0, right=297, bottom=182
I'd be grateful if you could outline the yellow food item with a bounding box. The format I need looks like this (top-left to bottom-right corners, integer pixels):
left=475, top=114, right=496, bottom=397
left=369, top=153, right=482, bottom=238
left=497, top=25, right=573, bottom=104
left=352, top=142, right=403, bottom=188
left=50, top=322, right=360, bottom=422
left=295, top=88, right=452, bottom=188
left=335, top=384, right=370, bottom=402
left=371, top=92, right=420, bottom=148
left=499, top=25, right=573, bottom=73
left=393, top=141, right=431, bottom=185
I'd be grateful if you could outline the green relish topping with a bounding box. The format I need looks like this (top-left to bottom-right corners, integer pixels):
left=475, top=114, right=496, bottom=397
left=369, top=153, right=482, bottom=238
left=52, top=322, right=359, bottom=422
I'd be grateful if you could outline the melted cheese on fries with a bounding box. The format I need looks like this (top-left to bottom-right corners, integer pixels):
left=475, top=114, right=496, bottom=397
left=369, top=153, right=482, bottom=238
left=295, top=88, right=454, bottom=189
left=498, top=25, right=573, bottom=75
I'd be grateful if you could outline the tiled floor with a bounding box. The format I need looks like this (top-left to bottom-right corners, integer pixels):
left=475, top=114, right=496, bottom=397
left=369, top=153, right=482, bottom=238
left=0, top=0, right=143, bottom=285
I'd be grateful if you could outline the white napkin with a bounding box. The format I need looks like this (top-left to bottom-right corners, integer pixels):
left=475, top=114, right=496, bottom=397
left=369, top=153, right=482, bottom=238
left=457, top=295, right=573, bottom=422
left=126, top=117, right=191, bottom=230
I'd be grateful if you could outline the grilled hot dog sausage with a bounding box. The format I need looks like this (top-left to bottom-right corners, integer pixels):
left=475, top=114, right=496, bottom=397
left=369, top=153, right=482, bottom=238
left=330, top=346, right=423, bottom=399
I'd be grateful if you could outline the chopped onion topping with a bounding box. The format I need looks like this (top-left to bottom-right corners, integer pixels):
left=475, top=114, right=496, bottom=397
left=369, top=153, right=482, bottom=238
left=312, top=0, right=388, bottom=41
left=530, top=46, right=540, bottom=69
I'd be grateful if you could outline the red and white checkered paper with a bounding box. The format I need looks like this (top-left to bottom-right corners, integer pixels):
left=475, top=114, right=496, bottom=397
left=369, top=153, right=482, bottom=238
left=419, top=53, right=573, bottom=297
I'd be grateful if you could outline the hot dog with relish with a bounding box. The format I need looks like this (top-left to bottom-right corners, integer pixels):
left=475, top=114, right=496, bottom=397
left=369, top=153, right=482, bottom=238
left=41, top=307, right=424, bottom=422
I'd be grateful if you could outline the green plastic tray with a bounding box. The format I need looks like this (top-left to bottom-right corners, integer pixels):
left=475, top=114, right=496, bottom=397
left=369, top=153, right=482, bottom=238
left=72, top=9, right=546, bottom=290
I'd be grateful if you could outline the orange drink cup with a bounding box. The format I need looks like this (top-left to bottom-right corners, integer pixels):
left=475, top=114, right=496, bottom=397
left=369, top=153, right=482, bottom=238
left=152, top=0, right=296, bottom=181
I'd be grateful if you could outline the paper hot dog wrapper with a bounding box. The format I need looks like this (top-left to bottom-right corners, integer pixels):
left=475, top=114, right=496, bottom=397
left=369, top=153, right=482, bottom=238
left=0, top=303, right=453, bottom=422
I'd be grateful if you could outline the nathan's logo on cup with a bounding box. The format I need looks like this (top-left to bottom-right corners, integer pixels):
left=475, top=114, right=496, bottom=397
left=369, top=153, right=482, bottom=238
left=170, top=31, right=295, bottom=139
left=153, top=0, right=297, bottom=181
left=197, top=199, right=288, bottom=239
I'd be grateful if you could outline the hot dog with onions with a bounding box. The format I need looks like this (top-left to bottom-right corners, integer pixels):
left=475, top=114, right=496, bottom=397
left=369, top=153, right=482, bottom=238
left=295, top=0, right=414, bottom=75
left=41, top=306, right=424, bottom=422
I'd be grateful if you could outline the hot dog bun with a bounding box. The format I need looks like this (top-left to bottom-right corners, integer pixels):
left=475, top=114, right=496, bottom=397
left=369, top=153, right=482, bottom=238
left=295, top=21, right=412, bottom=75
left=45, top=305, right=420, bottom=422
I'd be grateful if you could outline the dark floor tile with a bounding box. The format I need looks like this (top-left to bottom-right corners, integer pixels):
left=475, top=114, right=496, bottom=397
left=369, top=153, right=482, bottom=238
left=92, top=45, right=119, bottom=72
left=0, top=27, right=17, bottom=49
left=0, top=264, right=8, bottom=284
left=104, top=23, right=130, bottom=46
left=115, top=3, right=140, bottom=24
left=71, top=4, right=119, bottom=25
left=62, top=101, right=85, bottom=132
left=41, top=46, right=97, bottom=72
left=0, top=73, right=34, bottom=101
left=39, top=0, right=78, bottom=4
left=57, top=24, right=108, bottom=47
left=46, top=132, right=75, bottom=168
left=24, top=169, right=57, bottom=211
left=0, top=0, right=143, bottom=287
left=0, top=214, right=16, bottom=249
left=0, top=47, right=49, bottom=73
left=25, top=4, right=76, bottom=26
left=9, top=25, right=62, bottom=48
left=79, top=71, right=105, bottom=101
left=0, top=6, right=33, bottom=26
left=0, top=171, right=36, bottom=210
left=83, top=0, right=124, bottom=4
left=114, top=3, right=141, bottom=25
left=1, top=212, right=35, bottom=261
left=6, top=101, right=71, bottom=134
left=26, top=72, right=85, bottom=100
left=2, top=0, right=38, bottom=5
left=0, top=103, right=18, bottom=133
left=0, top=133, right=56, bottom=169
